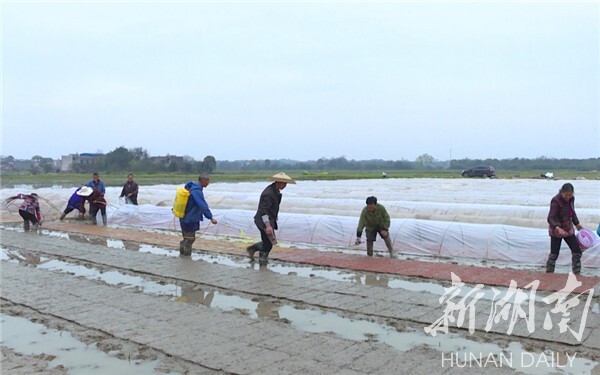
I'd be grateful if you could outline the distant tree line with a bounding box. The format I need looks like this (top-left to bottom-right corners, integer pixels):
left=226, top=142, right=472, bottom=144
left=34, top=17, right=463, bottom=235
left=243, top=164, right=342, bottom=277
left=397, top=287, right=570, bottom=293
left=92, top=147, right=217, bottom=174
left=4, top=149, right=598, bottom=174
left=217, top=154, right=600, bottom=172
left=449, top=157, right=600, bottom=172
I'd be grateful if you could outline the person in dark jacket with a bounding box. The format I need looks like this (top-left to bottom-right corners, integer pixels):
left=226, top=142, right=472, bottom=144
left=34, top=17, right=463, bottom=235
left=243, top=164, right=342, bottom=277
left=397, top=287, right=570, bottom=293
left=246, top=172, right=296, bottom=265
left=120, top=173, right=139, bottom=205
left=60, top=186, right=92, bottom=220
left=86, top=188, right=108, bottom=226
left=546, top=183, right=583, bottom=274
left=179, top=174, right=217, bottom=256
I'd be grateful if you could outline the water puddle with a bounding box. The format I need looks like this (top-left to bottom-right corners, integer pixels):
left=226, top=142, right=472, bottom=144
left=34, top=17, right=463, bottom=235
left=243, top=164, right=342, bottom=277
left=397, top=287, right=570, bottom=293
left=138, top=243, right=554, bottom=302
left=279, top=306, right=596, bottom=374
left=1, top=226, right=583, bottom=304
left=2, top=247, right=597, bottom=374
left=1, top=247, right=20, bottom=263
left=1, top=248, right=260, bottom=317
left=106, top=239, right=126, bottom=249
left=0, top=314, right=164, bottom=375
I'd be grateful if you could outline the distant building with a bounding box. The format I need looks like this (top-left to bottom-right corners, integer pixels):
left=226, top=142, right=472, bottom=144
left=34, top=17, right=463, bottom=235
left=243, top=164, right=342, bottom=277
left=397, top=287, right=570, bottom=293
left=61, top=154, right=80, bottom=172
left=80, top=153, right=103, bottom=169
left=60, top=153, right=103, bottom=172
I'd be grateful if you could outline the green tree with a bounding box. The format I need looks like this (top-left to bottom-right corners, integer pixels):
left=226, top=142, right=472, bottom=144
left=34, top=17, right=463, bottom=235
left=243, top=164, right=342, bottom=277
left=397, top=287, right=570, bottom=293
left=203, top=155, right=217, bottom=173
left=104, top=146, right=133, bottom=171
left=415, top=153, right=435, bottom=169
left=31, top=155, right=53, bottom=174
left=130, top=147, right=149, bottom=161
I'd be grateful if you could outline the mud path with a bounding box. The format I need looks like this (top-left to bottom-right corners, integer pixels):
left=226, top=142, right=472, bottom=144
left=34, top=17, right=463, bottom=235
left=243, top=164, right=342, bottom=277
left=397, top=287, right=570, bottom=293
left=1, top=224, right=600, bottom=374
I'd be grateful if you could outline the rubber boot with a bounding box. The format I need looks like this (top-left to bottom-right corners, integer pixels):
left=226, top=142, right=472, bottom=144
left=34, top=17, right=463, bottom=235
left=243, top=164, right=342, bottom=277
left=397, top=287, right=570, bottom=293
left=246, top=243, right=260, bottom=260
left=572, top=253, right=582, bottom=275
left=384, top=237, right=396, bottom=258
left=60, top=213, right=66, bottom=221
left=23, top=221, right=30, bottom=232
left=366, top=241, right=374, bottom=257
left=546, top=253, right=558, bottom=273
left=179, top=241, right=185, bottom=256
left=183, top=243, right=193, bottom=256
left=91, top=216, right=97, bottom=225
left=258, top=251, right=269, bottom=265
left=102, top=214, right=107, bottom=227
left=32, top=223, right=39, bottom=231
left=181, top=233, right=195, bottom=256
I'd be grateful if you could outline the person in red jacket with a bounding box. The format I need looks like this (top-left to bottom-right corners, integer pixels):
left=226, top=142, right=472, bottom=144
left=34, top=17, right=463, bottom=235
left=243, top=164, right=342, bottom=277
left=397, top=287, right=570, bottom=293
left=546, top=183, right=583, bottom=274
left=86, top=188, right=108, bottom=226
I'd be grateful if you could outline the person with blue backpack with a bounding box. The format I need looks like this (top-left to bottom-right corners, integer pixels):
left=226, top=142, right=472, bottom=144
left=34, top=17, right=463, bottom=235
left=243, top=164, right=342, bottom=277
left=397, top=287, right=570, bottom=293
left=179, top=174, right=217, bottom=256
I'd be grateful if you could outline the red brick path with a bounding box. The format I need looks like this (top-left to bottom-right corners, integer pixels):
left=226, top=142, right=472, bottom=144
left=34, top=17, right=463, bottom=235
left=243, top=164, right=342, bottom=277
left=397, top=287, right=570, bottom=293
left=36, top=222, right=600, bottom=293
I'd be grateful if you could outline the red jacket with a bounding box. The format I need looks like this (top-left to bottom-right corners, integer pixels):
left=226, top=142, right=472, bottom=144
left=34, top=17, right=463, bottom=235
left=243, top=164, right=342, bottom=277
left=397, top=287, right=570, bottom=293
left=86, top=189, right=107, bottom=209
left=547, top=193, right=579, bottom=237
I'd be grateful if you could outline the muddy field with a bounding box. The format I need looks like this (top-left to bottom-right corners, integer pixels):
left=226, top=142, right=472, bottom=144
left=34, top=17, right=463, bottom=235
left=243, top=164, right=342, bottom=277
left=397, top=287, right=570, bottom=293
left=1, top=220, right=599, bottom=374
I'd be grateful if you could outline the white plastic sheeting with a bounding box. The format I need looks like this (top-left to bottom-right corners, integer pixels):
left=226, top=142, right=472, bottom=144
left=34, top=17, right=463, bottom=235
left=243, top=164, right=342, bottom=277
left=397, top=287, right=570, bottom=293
left=2, top=179, right=599, bottom=267
left=105, top=204, right=600, bottom=268
left=3, top=179, right=599, bottom=227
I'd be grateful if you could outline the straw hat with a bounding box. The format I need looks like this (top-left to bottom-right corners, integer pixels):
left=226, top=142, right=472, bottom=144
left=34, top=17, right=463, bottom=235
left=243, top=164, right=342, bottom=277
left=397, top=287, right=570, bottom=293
left=76, top=186, right=94, bottom=196
left=269, top=172, right=296, bottom=184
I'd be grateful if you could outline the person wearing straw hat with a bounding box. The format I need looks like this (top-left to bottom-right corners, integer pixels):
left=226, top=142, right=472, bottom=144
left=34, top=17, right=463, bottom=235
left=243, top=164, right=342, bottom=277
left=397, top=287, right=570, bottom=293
left=246, top=172, right=296, bottom=265
left=179, top=174, right=218, bottom=256
left=60, top=186, right=93, bottom=221
left=5, top=193, right=42, bottom=232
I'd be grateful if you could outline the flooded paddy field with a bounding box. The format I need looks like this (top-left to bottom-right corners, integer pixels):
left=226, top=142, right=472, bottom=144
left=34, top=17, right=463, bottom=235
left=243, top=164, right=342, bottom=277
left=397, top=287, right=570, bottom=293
left=1, top=221, right=599, bottom=374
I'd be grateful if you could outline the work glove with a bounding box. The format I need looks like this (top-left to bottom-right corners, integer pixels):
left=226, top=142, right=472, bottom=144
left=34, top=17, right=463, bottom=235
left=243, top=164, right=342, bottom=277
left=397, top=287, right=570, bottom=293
left=355, top=237, right=361, bottom=245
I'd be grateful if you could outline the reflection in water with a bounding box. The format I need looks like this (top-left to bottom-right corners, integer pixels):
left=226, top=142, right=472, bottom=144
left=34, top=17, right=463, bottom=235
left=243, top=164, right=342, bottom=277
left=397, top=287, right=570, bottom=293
left=2, top=247, right=597, bottom=374
left=256, top=300, right=280, bottom=319
left=364, top=274, right=389, bottom=288
left=2, top=248, right=49, bottom=266
left=1, top=314, right=161, bottom=375
left=176, top=285, right=214, bottom=306
left=124, top=241, right=141, bottom=252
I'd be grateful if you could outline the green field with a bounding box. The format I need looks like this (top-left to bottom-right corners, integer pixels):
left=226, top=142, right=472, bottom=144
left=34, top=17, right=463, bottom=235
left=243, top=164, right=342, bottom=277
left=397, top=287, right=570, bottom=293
left=1, top=169, right=598, bottom=188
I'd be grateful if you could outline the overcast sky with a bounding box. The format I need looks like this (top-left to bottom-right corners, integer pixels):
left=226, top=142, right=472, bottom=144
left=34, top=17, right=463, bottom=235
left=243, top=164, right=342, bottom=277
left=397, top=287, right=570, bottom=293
left=2, top=1, right=598, bottom=162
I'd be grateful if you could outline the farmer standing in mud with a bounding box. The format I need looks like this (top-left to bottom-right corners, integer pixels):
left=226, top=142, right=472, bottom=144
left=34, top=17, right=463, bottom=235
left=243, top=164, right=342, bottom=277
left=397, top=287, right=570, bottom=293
left=120, top=173, right=139, bottom=205
left=86, top=188, right=108, bottom=226
left=546, top=183, right=583, bottom=274
left=179, top=174, right=217, bottom=256
left=246, top=172, right=296, bottom=265
left=355, top=196, right=397, bottom=258
left=86, top=172, right=106, bottom=195
left=60, top=186, right=93, bottom=221
left=5, top=193, right=42, bottom=232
